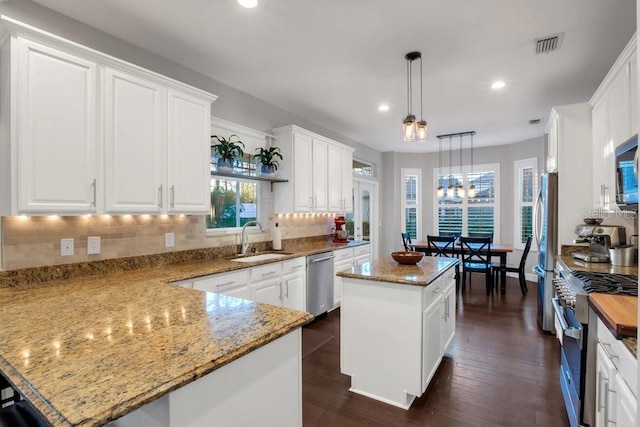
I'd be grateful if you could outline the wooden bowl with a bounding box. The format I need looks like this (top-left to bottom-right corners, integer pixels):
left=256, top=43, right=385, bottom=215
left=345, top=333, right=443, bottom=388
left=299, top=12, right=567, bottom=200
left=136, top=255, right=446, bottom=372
left=391, top=251, right=424, bottom=265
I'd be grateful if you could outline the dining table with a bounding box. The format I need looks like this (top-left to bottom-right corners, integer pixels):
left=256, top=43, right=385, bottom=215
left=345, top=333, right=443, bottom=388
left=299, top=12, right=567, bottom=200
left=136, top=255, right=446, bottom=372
left=409, top=240, right=514, bottom=294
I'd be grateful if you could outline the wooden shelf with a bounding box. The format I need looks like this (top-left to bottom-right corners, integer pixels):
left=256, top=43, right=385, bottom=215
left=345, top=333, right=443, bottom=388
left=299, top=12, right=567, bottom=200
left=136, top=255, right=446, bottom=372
left=210, top=171, right=288, bottom=191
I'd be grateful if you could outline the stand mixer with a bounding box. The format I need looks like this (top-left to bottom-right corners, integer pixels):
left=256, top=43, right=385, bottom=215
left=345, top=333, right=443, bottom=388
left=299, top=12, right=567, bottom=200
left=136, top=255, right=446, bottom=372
left=333, top=216, right=348, bottom=243
left=572, top=224, right=626, bottom=263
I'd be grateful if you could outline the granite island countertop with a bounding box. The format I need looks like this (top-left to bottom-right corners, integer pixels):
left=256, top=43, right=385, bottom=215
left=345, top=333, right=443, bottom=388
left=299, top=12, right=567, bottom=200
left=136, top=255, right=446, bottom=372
left=0, top=265, right=314, bottom=426
left=336, top=255, right=458, bottom=286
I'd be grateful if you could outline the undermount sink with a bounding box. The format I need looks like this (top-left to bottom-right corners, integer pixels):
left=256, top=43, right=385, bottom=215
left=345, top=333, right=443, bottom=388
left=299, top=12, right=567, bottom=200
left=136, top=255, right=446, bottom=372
left=231, top=253, right=289, bottom=263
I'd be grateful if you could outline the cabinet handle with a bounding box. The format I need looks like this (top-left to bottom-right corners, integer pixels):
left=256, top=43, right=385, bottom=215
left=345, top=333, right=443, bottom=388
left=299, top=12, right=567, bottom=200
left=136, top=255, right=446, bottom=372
left=158, top=185, right=163, bottom=208
left=170, top=185, right=175, bottom=208
left=279, top=282, right=283, bottom=301
left=216, top=281, right=237, bottom=289
left=285, top=280, right=289, bottom=298
left=598, top=371, right=607, bottom=411
left=601, top=342, right=619, bottom=360
left=91, top=179, right=97, bottom=207
left=292, top=265, right=304, bottom=270
left=604, top=383, right=615, bottom=425
left=432, top=287, right=442, bottom=295
left=261, top=271, right=277, bottom=277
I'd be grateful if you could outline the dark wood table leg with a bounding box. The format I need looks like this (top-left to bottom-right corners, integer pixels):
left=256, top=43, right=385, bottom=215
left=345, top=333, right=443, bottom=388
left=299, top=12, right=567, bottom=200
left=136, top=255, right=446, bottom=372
left=500, top=253, right=507, bottom=294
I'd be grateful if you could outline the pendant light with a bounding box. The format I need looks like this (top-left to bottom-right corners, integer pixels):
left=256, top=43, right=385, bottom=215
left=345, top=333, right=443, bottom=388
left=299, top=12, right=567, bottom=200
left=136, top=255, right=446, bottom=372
left=457, top=134, right=465, bottom=198
left=436, top=137, right=444, bottom=197
left=447, top=136, right=454, bottom=197
left=402, top=52, right=427, bottom=142
left=468, top=132, right=476, bottom=198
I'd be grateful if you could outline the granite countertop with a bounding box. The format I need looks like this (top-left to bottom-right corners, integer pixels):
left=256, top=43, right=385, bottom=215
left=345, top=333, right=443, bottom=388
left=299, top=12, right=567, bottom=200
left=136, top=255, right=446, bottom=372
left=0, top=261, right=319, bottom=426
left=556, top=255, right=639, bottom=276
left=336, top=255, right=458, bottom=286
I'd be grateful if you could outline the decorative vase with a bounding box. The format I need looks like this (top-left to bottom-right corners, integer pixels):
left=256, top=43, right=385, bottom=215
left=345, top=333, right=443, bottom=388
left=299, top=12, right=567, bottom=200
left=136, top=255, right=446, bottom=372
left=217, top=158, right=234, bottom=173
left=259, top=164, right=276, bottom=177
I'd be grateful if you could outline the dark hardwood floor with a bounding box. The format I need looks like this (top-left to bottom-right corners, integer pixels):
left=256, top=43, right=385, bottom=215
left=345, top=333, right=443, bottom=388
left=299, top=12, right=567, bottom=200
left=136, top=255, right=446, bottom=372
left=302, top=275, right=570, bottom=426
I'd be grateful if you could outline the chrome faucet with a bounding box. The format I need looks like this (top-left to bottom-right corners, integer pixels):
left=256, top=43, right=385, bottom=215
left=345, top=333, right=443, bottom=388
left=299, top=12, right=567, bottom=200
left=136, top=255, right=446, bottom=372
left=240, top=220, right=264, bottom=254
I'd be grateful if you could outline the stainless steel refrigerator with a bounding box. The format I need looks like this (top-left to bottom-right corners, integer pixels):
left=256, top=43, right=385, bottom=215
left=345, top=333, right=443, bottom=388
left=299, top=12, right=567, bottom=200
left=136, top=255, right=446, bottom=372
left=532, top=172, right=558, bottom=332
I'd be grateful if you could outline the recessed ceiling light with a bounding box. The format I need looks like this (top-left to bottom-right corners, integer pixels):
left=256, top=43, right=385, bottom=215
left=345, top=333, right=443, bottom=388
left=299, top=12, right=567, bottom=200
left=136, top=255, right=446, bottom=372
left=238, top=0, right=258, bottom=8
left=378, top=104, right=390, bottom=112
left=491, top=81, right=506, bottom=90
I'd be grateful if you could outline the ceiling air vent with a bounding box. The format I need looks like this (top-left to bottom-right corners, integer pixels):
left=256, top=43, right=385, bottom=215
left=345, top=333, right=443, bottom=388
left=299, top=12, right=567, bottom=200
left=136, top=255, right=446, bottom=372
left=529, top=119, right=541, bottom=125
left=535, top=33, right=563, bottom=54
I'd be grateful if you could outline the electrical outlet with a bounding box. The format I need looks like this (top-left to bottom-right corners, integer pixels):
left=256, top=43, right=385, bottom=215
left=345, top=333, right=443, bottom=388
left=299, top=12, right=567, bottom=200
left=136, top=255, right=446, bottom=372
left=87, top=236, right=101, bottom=255
left=60, top=238, right=74, bottom=256
left=165, top=232, right=175, bottom=248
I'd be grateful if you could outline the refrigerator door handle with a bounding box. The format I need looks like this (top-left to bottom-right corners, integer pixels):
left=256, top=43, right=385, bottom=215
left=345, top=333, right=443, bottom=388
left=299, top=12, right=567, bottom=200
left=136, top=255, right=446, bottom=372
left=533, top=187, right=543, bottom=247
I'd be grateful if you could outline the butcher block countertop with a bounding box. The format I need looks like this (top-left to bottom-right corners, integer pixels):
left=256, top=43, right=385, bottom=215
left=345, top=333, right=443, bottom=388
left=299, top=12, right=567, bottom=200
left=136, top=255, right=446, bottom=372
left=588, top=294, right=638, bottom=358
left=0, top=263, right=313, bottom=426
left=336, top=255, right=458, bottom=286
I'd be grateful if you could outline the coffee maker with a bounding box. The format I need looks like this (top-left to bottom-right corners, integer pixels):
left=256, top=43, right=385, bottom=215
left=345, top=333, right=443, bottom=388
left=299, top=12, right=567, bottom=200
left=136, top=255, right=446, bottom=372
left=572, top=224, right=626, bottom=262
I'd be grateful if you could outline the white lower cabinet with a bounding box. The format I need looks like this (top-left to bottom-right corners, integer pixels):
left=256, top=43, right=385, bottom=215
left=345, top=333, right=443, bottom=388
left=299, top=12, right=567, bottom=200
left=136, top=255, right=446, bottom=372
left=281, top=258, right=306, bottom=311
left=192, top=270, right=251, bottom=300
left=332, top=247, right=354, bottom=309
left=595, top=318, right=637, bottom=427
left=440, top=280, right=456, bottom=352
left=186, top=258, right=307, bottom=312
left=421, top=293, right=443, bottom=388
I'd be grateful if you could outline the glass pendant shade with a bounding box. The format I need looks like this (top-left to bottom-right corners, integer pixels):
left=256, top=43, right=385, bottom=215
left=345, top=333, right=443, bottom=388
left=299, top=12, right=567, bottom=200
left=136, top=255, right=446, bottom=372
left=417, top=120, right=427, bottom=141
left=468, top=184, right=476, bottom=198
left=457, top=184, right=465, bottom=198
left=403, top=115, right=416, bottom=141
left=447, top=184, right=455, bottom=198
left=436, top=185, right=444, bottom=198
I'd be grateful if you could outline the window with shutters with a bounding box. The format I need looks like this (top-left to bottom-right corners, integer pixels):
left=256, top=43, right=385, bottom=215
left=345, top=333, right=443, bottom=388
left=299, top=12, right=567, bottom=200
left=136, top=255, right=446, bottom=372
left=514, top=157, right=538, bottom=250
left=401, top=168, right=421, bottom=240
left=433, top=163, right=500, bottom=241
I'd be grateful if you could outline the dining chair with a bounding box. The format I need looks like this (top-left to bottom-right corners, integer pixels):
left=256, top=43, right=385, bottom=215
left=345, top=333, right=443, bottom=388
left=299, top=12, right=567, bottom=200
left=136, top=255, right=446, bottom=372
left=459, top=236, right=493, bottom=294
left=492, top=235, right=532, bottom=295
left=438, top=231, right=461, bottom=239
left=468, top=232, right=494, bottom=242
left=427, top=235, right=460, bottom=289
left=401, top=232, right=413, bottom=252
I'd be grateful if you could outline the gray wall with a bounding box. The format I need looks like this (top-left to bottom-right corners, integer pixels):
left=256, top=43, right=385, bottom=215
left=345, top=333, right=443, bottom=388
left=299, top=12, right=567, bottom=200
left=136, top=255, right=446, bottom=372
left=1, top=0, right=383, bottom=172
left=381, top=135, right=545, bottom=273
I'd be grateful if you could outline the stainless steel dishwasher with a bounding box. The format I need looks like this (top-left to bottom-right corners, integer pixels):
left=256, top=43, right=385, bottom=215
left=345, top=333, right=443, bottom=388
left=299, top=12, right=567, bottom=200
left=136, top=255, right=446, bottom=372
left=306, top=251, right=335, bottom=316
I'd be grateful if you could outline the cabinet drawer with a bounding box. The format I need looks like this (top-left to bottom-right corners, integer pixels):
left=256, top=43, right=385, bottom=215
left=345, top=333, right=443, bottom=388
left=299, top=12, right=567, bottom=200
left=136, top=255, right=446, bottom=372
left=422, top=276, right=445, bottom=309
left=333, top=248, right=354, bottom=262
left=282, top=257, right=306, bottom=275
left=334, top=259, right=353, bottom=275
left=193, top=269, right=250, bottom=292
left=597, top=318, right=637, bottom=396
left=250, top=262, right=282, bottom=282
left=353, top=244, right=370, bottom=257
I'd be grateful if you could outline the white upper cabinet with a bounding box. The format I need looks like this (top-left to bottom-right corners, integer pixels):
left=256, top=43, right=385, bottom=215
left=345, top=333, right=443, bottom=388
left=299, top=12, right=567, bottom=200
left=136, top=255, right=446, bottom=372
left=273, top=125, right=353, bottom=214
left=0, top=18, right=216, bottom=216
left=10, top=37, right=99, bottom=214
left=590, top=33, right=637, bottom=210
left=104, top=67, right=165, bottom=213
left=166, top=89, right=212, bottom=214
left=328, top=143, right=354, bottom=212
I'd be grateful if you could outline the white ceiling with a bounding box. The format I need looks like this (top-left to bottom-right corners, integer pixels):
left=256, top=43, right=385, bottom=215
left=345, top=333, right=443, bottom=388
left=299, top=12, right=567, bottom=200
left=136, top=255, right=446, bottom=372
left=32, top=0, right=637, bottom=153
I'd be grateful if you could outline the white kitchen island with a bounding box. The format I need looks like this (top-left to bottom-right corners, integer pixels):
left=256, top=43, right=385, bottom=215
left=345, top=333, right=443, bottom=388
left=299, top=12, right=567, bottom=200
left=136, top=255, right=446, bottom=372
left=337, top=256, right=458, bottom=409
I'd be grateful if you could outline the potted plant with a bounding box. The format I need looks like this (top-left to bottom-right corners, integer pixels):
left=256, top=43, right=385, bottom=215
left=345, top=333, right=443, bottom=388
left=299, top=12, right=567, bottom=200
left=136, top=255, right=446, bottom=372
left=253, top=146, right=283, bottom=176
left=211, top=134, right=245, bottom=172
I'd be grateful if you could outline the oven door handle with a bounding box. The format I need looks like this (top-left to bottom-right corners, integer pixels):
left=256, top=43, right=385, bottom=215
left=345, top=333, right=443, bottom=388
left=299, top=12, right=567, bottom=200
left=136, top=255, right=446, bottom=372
left=551, top=298, right=581, bottom=340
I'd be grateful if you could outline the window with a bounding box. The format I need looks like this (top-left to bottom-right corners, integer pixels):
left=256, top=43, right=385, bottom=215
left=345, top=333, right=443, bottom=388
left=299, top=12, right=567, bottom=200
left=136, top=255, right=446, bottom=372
left=433, top=163, right=500, bottom=240
left=207, top=154, right=259, bottom=230
left=401, top=168, right=421, bottom=239
left=514, top=157, right=538, bottom=250
left=353, top=159, right=374, bottom=177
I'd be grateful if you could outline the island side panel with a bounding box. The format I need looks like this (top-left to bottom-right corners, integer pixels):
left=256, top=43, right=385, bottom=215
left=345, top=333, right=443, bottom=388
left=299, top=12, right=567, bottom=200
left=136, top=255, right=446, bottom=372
left=341, top=277, right=424, bottom=409
left=111, top=329, right=302, bottom=427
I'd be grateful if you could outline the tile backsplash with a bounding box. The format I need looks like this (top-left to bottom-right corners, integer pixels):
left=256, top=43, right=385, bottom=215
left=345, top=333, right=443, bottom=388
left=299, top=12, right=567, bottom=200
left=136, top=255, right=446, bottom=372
left=1, top=214, right=336, bottom=270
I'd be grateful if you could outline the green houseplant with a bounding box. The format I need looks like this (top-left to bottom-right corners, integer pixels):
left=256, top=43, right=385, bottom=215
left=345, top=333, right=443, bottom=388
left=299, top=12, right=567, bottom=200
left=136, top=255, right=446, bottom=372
left=253, top=146, right=283, bottom=176
left=211, top=134, right=245, bottom=172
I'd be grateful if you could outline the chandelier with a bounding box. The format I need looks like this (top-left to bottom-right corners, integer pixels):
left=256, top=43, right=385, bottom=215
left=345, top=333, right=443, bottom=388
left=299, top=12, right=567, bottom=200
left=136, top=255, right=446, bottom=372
left=402, top=52, right=427, bottom=142
left=436, top=131, right=476, bottom=198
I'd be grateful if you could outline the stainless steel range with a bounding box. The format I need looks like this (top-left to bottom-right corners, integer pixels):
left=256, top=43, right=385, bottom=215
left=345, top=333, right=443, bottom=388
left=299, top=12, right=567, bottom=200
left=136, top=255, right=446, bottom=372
left=553, top=263, right=638, bottom=427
